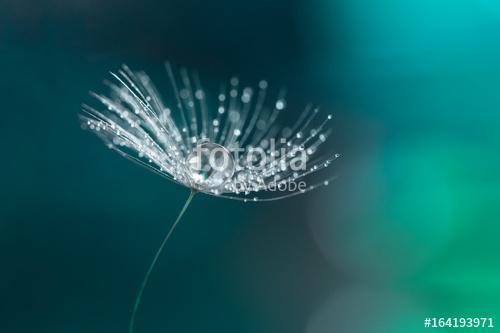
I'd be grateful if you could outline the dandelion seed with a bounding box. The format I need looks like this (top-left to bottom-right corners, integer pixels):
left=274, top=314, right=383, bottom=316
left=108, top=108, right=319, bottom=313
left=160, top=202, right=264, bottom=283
left=80, top=63, right=339, bottom=333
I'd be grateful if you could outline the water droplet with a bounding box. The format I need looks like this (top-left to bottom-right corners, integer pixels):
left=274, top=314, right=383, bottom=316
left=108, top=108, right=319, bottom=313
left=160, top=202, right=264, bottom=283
left=229, top=111, right=240, bottom=122
left=282, top=127, right=292, bottom=137
left=275, top=100, right=285, bottom=110
left=186, top=142, right=235, bottom=190
left=256, top=119, right=266, bottom=130
left=180, top=89, right=189, bottom=99
left=195, top=90, right=204, bottom=99
left=260, top=139, right=269, bottom=149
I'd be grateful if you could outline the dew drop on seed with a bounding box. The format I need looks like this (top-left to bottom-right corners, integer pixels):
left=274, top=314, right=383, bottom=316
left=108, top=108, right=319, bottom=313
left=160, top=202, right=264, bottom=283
left=256, top=120, right=266, bottom=130
left=186, top=142, right=235, bottom=190
left=275, top=100, right=285, bottom=110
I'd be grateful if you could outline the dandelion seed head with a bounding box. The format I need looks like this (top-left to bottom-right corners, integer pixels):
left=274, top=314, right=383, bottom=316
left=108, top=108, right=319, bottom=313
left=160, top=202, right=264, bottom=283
left=80, top=64, right=338, bottom=201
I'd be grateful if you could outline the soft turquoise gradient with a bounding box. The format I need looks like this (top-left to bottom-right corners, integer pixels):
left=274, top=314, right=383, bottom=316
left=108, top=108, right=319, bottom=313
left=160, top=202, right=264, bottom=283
left=304, top=0, right=500, bottom=332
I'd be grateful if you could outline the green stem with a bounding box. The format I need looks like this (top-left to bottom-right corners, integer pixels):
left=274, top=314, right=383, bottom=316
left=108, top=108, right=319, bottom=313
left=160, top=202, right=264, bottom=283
left=129, top=189, right=197, bottom=333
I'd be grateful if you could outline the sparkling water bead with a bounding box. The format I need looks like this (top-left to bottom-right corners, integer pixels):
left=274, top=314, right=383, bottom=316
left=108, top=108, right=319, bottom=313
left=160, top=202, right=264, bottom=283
left=186, top=142, right=235, bottom=190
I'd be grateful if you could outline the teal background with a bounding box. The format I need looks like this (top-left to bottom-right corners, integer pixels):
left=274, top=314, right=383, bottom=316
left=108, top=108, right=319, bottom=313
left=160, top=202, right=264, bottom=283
left=1, top=0, right=500, bottom=332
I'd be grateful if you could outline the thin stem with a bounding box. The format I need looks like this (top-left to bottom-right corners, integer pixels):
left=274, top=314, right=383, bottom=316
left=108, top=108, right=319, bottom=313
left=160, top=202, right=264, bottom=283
left=129, top=189, right=197, bottom=333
